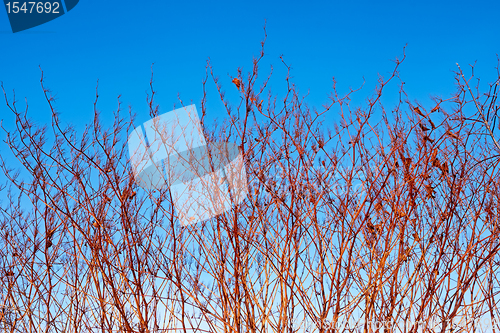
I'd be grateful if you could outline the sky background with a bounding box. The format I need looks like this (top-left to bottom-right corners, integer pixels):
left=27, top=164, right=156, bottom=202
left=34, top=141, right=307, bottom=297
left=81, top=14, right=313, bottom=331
left=0, top=2, right=499, bottom=330
left=1, top=0, right=500, bottom=155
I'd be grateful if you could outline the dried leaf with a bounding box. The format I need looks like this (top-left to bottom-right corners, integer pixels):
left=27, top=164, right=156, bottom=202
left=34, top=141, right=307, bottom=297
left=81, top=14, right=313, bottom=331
left=232, top=78, right=241, bottom=90
left=428, top=118, right=436, bottom=129
left=430, top=105, right=440, bottom=113
left=425, top=184, right=435, bottom=198
left=414, top=107, right=425, bottom=117
left=423, top=135, right=435, bottom=143
left=419, top=123, right=430, bottom=131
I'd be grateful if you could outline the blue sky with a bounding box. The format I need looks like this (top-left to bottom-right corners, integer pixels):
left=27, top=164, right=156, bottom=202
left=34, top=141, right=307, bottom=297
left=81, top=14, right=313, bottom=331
left=0, top=2, right=499, bottom=329
left=1, top=0, right=499, bottom=143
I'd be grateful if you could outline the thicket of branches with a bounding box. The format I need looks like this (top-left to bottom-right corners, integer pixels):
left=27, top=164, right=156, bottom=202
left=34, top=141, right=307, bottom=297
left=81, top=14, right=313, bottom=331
left=1, top=36, right=500, bottom=333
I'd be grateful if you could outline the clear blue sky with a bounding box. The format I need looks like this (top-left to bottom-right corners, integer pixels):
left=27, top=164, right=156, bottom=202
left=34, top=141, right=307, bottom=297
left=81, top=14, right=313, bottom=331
left=1, top=0, right=499, bottom=142
left=0, top=2, right=499, bottom=328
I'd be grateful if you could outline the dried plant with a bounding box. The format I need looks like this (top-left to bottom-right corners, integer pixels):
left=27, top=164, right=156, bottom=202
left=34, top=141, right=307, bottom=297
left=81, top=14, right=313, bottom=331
left=1, top=35, right=500, bottom=333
